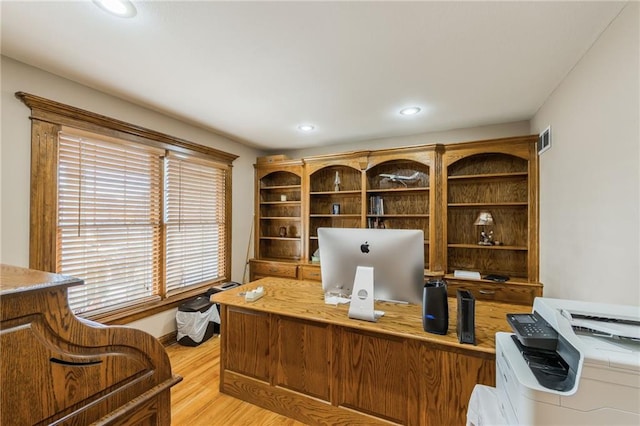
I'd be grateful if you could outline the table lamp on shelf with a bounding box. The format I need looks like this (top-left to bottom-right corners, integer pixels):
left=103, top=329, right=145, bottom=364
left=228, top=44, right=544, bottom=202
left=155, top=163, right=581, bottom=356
left=474, top=211, right=494, bottom=245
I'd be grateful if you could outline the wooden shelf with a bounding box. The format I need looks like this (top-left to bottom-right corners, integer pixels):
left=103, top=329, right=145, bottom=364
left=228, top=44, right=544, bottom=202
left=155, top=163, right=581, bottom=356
left=448, top=172, right=528, bottom=180
left=310, top=190, right=361, bottom=195
left=448, top=243, right=527, bottom=250
left=366, top=187, right=429, bottom=193
left=260, top=201, right=301, bottom=205
left=443, top=273, right=533, bottom=286
left=443, top=139, right=539, bottom=303
left=254, top=257, right=300, bottom=263
left=310, top=214, right=361, bottom=218
left=260, top=217, right=302, bottom=220
left=259, top=237, right=301, bottom=241
left=366, top=214, right=430, bottom=218
left=448, top=202, right=528, bottom=207
left=303, top=157, right=435, bottom=271
left=255, top=167, right=303, bottom=261
left=261, top=184, right=301, bottom=190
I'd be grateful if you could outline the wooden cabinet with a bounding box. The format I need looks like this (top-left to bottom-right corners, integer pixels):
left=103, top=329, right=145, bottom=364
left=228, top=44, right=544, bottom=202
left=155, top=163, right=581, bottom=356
left=445, top=278, right=542, bottom=305
left=298, top=263, right=322, bottom=281
left=275, top=316, right=331, bottom=401
left=213, top=278, right=531, bottom=426
left=255, top=158, right=304, bottom=261
left=365, top=145, right=442, bottom=272
left=249, top=259, right=298, bottom=281
left=305, top=152, right=368, bottom=260
left=225, top=307, right=271, bottom=381
left=0, top=264, right=181, bottom=426
left=337, top=328, right=409, bottom=423
left=441, top=136, right=541, bottom=303
left=250, top=136, right=541, bottom=303
left=249, top=259, right=321, bottom=282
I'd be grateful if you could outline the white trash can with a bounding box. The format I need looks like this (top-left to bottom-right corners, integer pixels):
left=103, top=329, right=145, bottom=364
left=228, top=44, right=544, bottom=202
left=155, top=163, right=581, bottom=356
left=176, top=296, right=220, bottom=346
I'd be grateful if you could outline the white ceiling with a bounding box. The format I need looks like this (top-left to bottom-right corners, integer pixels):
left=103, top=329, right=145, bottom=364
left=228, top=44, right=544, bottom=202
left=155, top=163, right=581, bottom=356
left=1, top=1, right=626, bottom=151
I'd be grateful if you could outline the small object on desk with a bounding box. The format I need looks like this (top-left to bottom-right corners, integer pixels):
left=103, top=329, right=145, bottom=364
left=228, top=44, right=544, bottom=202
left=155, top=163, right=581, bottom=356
left=245, top=286, right=265, bottom=302
left=457, top=290, right=476, bottom=345
left=324, top=294, right=351, bottom=305
left=221, top=281, right=240, bottom=289
left=423, top=279, right=449, bottom=335
left=454, top=270, right=481, bottom=280
left=484, top=274, right=509, bottom=282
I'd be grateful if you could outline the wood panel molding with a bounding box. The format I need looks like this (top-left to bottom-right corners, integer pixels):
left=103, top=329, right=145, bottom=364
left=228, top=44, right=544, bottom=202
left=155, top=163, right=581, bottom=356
left=29, top=120, right=60, bottom=272
left=16, top=91, right=239, bottom=164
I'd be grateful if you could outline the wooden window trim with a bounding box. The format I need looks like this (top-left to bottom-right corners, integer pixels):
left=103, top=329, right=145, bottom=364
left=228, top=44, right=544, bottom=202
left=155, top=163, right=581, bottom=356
left=16, top=92, right=238, bottom=163
left=17, top=91, right=238, bottom=325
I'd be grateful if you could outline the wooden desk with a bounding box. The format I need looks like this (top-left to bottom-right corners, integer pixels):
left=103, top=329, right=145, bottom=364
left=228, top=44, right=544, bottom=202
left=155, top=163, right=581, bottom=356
left=0, top=265, right=182, bottom=426
left=212, top=278, right=530, bottom=425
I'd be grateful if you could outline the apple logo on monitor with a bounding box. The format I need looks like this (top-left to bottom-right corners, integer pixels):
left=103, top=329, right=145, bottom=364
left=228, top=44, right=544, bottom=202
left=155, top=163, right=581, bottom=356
left=360, top=241, right=370, bottom=254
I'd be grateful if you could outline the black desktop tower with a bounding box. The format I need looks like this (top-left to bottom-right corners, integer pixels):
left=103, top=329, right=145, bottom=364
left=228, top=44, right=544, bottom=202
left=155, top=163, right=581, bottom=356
left=422, top=279, right=448, bottom=335
left=456, top=290, right=476, bottom=345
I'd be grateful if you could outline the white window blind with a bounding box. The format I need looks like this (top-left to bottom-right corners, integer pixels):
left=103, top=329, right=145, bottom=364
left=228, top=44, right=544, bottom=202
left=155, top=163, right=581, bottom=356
left=165, top=155, right=227, bottom=293
left=58, top=132, right=163, bottom=314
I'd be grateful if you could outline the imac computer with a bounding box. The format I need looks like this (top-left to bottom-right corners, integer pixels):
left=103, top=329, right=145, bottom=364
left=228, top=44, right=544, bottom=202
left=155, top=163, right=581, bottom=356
left=317, top=227, right=425, bottom=307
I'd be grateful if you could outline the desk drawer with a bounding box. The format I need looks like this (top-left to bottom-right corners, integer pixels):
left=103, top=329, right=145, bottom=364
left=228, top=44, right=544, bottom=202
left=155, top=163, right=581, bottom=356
left=250, top=261, right=298, bottom=279
left=445, top=279, right=541, bottom=305
left=299, top=265, right=321, bottom=281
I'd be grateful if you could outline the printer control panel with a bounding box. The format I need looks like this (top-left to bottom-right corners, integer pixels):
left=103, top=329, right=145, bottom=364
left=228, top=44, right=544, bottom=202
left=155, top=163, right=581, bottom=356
left=507, top=312, right=558, bottom=351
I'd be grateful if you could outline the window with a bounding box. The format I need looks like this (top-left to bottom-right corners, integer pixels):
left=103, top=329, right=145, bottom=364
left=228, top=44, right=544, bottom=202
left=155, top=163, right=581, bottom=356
left=164, top=154, right=227, bottom=294
left=58, top=132, right=163, bottom=314
left=59, top=132, right=230, bottom=315
left=18, top=92, right=237, bottom=323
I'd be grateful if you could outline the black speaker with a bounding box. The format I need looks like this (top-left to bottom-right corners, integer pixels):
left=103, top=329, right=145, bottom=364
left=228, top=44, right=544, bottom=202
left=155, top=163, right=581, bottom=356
left=456, top=290, right=476, bottom=345
left=422, top=279, right=448, bottom=335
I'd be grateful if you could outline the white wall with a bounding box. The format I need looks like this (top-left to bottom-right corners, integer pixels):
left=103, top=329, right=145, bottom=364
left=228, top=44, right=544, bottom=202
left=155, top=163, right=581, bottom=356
left=531, top=3, right=639, bottom=306
left=1, top=56, right=262, bottom=337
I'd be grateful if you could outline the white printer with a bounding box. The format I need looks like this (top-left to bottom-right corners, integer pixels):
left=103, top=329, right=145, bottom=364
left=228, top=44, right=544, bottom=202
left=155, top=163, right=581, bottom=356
left=467, top=297, right=640, bottom=425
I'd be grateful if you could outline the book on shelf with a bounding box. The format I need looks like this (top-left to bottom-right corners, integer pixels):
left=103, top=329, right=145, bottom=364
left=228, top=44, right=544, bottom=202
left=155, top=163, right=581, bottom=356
left=367, top=217, right=386, bottom=229
left=369, top=196, right=384, bottom=216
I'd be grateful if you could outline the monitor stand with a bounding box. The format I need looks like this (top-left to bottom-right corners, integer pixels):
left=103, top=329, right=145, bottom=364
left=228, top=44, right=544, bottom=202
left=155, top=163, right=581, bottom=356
left=348, top=266, right=384, bottom=322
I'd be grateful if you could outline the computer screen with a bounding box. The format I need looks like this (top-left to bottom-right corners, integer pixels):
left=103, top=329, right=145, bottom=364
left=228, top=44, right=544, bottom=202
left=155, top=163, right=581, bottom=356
left=317, top=227, right=425, bottom=305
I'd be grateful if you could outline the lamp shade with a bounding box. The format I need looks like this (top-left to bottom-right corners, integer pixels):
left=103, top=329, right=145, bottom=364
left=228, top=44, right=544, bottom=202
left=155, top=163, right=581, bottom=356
left=474, top=212, right=494, bottom=226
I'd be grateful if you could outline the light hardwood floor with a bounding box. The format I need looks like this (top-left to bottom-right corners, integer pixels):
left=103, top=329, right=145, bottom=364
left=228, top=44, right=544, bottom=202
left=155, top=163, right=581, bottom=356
left=166, top=335, right=306, bottom=425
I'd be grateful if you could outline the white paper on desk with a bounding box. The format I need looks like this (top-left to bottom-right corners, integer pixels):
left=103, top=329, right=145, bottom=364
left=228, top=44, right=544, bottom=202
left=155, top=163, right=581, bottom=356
left=324, top=295, right=351, bottom=305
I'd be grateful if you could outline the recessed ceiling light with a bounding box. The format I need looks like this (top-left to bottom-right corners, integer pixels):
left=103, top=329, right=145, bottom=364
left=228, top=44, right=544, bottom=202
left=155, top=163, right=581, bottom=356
left=93, top=0, right=137, bottom=18
left=399, top=107, right=421, bottom=116
left=297, top=124, right=315, bottom=132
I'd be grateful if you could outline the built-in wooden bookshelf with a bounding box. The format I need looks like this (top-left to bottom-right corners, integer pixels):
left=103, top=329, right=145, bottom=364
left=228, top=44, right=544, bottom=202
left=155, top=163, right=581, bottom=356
left=254, top=159, right=304, bottom=262
left=441, top=136, right=541, bottom=303
left=365, top=145, right=441, bottom=272
left=250, top=136, right=541, bottom=304
left=305, top=152, right=367, bottom=261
